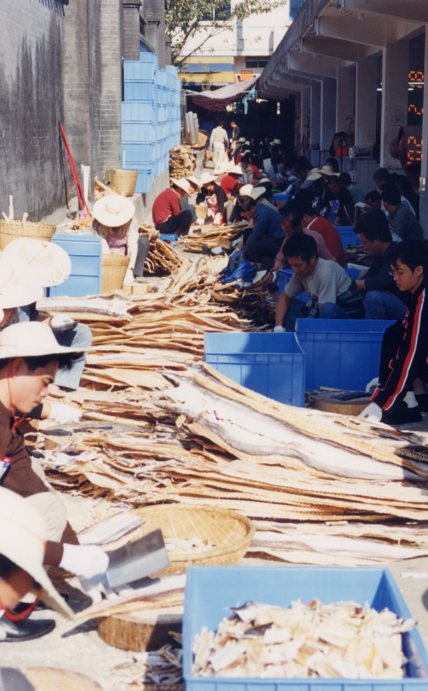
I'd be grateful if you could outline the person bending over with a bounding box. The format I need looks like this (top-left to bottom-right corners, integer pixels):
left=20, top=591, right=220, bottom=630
left=152, top=179, right=193, bottom=236
left=274, top=233, right=365, bottom=332
left=355, top=210, right=407, bottom=320
left=236, top=195, right=284, bottom=263
left=381, top=184, right=423, bottom=242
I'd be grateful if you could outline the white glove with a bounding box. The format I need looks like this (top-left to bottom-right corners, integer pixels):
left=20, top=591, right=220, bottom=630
left=60, top=543, right=109, bottom=579
left=123, top=268, right=134, bottom=285
left=274, top=325, right=286, bottom=333
left=213, top=213, right=223, bottom=226
left=49, top=403, right=82, bottom=425
left=50, top=314, right=77, bottom=333
left=79, top=573, right=117, bottom=605
left=365, top=377, right=379, bottom=394
left=358, top=402, right=383, bottom=421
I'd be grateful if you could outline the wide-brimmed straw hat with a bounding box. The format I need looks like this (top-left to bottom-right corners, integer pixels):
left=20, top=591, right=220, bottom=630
left=259, top=177, right=271, bottom=185
left=0, top=321, right=88, bottom=359
left=93, top=195, right=135, bottom=227
left=228, top=165, right=244, bottom=176
left=270, top=138, right=282, bottom=146
left=1, top=239, right=71, bottom=288
left=306, top=168, right=322, bottom=182
left=0, top=270, right=44, bottom=310
left=199, top=172, right=217, bottom=187
left=186, top=176, right=201, bottom=192
left=170, top=178, right=192, bottom=195
left=240, top=185, right=266, bottom=200
left=0, top=487, right=74, bottom=619
left=237, top=137, right=246, bottom=143
left=320, top=165, right=334, bottom=176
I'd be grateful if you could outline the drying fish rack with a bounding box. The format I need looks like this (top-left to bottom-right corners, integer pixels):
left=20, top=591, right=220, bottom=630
left=131, top=506, right=255, bottom=574
left=183, top=566, right=428, bottom=689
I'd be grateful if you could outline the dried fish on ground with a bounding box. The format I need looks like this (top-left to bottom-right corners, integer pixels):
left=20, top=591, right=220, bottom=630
left=192, top=600, right=414, bottom=679
left=177, top=224, right=246, bottom=254
left=169, top=145, right=196, bottom=179
left=138, top=226, right=184, bottom=275
left=37, top=295, right=133, bottom=321
left=126, top=645, right=183, bottom=688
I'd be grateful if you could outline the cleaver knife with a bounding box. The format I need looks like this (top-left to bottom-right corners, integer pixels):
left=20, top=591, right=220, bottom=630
left=106, top=529, right=170, bottom=589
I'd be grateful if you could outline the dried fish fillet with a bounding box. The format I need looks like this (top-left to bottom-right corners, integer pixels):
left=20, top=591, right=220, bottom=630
left=192, top=600, right=414, bottom=679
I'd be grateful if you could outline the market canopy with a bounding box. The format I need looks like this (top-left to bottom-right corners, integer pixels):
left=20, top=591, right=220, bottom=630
left=187, top=76, right=259, bottom=112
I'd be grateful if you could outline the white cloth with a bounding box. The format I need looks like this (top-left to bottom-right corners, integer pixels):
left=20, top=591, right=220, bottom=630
left=210, top=126, right=228, bottom=146
left=213, top=142, right=225, bottom=169
left=284, top=258, right=352, bottom=305
left=60, top=543, right=109, bottom=579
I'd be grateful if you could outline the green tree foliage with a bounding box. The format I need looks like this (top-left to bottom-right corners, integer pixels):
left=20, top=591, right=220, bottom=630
left=166, top=0, right=288, bottom=66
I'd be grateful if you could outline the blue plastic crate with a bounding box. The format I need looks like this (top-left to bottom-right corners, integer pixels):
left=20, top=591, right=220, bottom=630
left=122, top=142, right=155, bottom=165
left=278, top=268, right=309, bottom=302
left=295, top=319, right=395, bottom=391
left=183, top=566, right=428, bottom=690
left=124, top=60, right=156, bottom=81
left=336, top=225, right=362, bottom=249
left=134, top=167, right=153, bottom=194
left=166, top=65, right=179, bottom=76
left=124, top=81, right=155, bottom=101
left=49, top=234, right=102, bottom=297
left=159, top=233, right=178, bottom=248
left=121, top=101, right=155, bottom=122
left=139, top=51, right=158, bottom=65
left=273, top=193, right=292, bottom=202
left=204, top=332, right=305, bottom=407
left=121, top=121, right=155, bottom=142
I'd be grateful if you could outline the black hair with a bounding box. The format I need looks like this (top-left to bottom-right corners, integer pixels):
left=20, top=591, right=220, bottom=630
left=281, top=211, right=302, bottom=232
left=381, top=184, right=401, bottom=206
left=0, top=553, right=19, bottom=579
left=258, top=181, right=273, bottom=196
left=284, top=232, right=318, bottom=263
left=240, top=153, right=251, bottom=164
left=0, top=353, right=76, bottom=372
left=279, top=198, right=301, bottom=218
left=326, top=157, right=339, bottom=172
left=300, top=202, right=317, bottom=219
left=389, top=240, right=428, bottom=274
left=296, top=156, right=312, bottom=171
left=355, top=210, right=392, bottom=243
left=235, top=195, right=257, bottom=214
left=217, top=120, right=224, bottom=127
left=339, top=172, right=352, bottom=186
left=373, top=167, right=390, bottom=183
left=327, top=176, right=341, bottom=186
left=365, top=189, right=381, bottom=203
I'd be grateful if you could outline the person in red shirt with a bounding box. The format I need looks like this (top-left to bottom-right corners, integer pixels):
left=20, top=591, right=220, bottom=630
left=220, top=165, right=244, bottom=197
left=240, top=153, right=262, bottom=183
left=152, top=179, right=193, bottom=235
left=300, top=202, right=345, bottom=264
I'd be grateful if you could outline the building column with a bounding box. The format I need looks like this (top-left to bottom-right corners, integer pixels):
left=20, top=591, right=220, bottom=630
left=336, top=62, right=355, bottom=133
left=310, top=79, right=321, bottom=155
left=355, top=56, right=377, bottom=146
left=381, top=37, right=410, bottom=169
left=301, top=85, right=311, bottom=152
left=420, top=30, right=428, bottom=237
left=321, top=77, right=337, bottom=153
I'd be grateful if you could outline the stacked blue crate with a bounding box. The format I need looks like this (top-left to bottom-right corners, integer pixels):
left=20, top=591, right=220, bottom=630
left=121, top=52, right=182, bottom=194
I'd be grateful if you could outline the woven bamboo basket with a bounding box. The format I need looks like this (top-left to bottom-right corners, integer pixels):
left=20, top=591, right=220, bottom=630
left=131, top=505, right=255, bottom=574
left=101, top=254, right=130, bottom=293
left=0, top=220, right=56, bottom=250
left=195, top=204, right=208, bottom=220
left=113, top=170, right=138, bottom=197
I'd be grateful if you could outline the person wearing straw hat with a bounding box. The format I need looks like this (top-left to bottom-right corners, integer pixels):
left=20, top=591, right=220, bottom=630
left=0, top=240, right=92, bottom=398
left=233, top=137, right=246, bottom=163
left=0, top=487, right=73, bottom=641
left=196, top=172, right=228, bottom=226
left=177, top=175, right=201, bottom=226
left=0, top=322, right=109, bottom=591
left=235, top=194, right=284, bottom=263
left=152, top=179, right=193, bottom=236
left=92, top=195, right=150, bottom=285
left=240, top=153, right=262, bottom=184
left=220, top=165, right=244, bottom=197
left=239, top=185, right=279, bottom=213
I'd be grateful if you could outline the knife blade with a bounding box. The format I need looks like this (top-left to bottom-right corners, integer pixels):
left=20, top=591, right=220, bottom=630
left=106, top=529, right=170, bottom=589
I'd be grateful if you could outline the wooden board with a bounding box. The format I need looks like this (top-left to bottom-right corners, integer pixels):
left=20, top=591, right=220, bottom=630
left=313, top=391, right=370, bottom=416
left=97, top=607, right=183, bottom=652
left=26, top=668, right=102, bottom=691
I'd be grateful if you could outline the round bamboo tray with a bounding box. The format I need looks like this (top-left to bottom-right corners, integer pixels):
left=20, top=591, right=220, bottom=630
left=113, top=169, right=138, bottom=197
left=101, top=253, right=130, bottom=292
left=0, top=220, right=56, bottom=250
left=313, top=391, right=370, bottom=416
left=131, top=505, right=255, bottom=574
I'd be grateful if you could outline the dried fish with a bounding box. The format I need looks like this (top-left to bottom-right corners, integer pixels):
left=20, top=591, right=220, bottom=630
left=192, top=600, right=414, bottom=679
left=78, top=511, right=144, bottom=545
left=37, top=295, right=132, bottom=320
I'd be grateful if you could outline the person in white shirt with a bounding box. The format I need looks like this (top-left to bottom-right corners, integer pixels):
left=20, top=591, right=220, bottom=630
left=210, top=121, right=229, bottom=169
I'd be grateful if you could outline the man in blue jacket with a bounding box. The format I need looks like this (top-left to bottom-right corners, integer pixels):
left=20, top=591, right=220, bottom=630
left=235, top=195, right=284, bottom=263
left=355, top=210, right=408, bottom=320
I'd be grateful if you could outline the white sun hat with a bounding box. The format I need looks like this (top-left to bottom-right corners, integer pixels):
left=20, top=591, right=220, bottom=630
left=186, top=176, right=201, bottom=192
left=237, top=137, right=246, bottom=143
left=306, top=168, right=322, bottom=182
left=239, top=184, right=254, bottom=197
left=228, top=165, right=244, bottom=176
left=170, top=178, right=192, bottom=195
left=270, top=138, right=282, bottom=146
left=0, top=487, right=74, bottom=619
left=250, top=187, right=266, bottom=200
left=92, top=195, right=135, bottom=228
left=0, top=239, right=72, bottom=288
left=199, top=172, right=217, bottom=187
left=0, top=321, right=88, bottom=359
left=0, top=269, right=44, bottom=310
left=320, top=165, right=334, bottom=176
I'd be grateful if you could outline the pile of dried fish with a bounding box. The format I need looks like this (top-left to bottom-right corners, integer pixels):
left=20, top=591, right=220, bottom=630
left=169, top=146, right=196, bottom=179
left=138, top=225, right=184, bottom=275
left=192, top=600, right=414, bottom=679
left=128, top=645, right=183, bottom=688
left=344, top=244, right=372, bottom=267
left=177, top=223, right=246, bottom=253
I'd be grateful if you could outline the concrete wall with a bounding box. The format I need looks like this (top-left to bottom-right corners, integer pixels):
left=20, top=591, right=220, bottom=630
left=0, top=0, right=123, bottom=221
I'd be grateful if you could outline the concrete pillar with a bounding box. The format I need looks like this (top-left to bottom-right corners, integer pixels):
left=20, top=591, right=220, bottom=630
left=336, top=62, right=355, bottom=133
left=355, top=56, right=377, bottom=146
left=309, top=80, right=321, bottom=166
left=381, top=37, right=410, bottom=169
left=321, top=77, right=337, bottom=153
left=301, top=86, right=311, bottom=151
left=420, top=30, right=428, bottom=237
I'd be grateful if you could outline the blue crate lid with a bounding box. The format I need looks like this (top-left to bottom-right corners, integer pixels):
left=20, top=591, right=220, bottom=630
left=183, top=566, right=428, bottom=687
